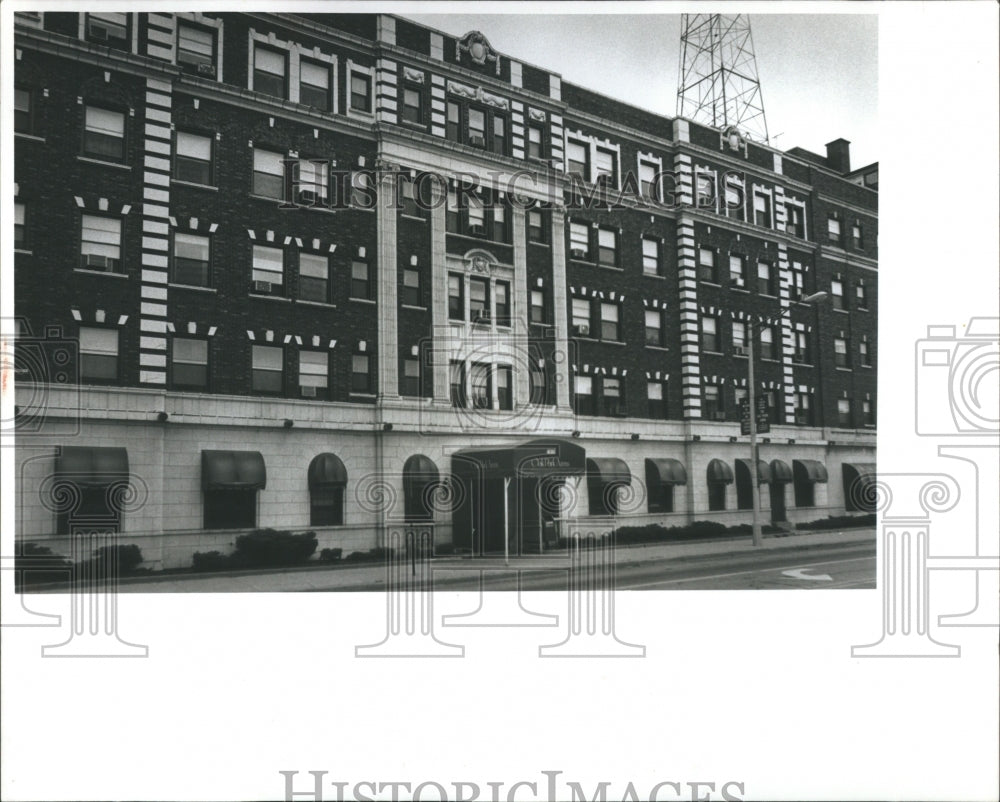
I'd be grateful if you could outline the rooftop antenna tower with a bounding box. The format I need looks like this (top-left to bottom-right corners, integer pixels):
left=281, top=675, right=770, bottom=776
left=676, top=14, right=770, bottom=144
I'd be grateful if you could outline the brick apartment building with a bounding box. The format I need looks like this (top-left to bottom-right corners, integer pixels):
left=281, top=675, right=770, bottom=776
left=12, top=11, right=877, bottom=568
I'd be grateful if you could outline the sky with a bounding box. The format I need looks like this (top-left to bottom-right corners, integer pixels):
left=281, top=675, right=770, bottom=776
left=407, top=11, right=878, bottom=168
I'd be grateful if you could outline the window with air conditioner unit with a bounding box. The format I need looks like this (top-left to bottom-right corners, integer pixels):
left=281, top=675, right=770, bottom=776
left=251, top=244, right=284, bottom=295
left=569, top=222, right=589, bottom=259
left=293, top=160, right=328, bottom=205
left=177, top=22, right=216, bottom=76
left=299, top=351, right=328, bottom=398
left=80, top=215, right=123, bottom=273
left=86, top=13, right=129, bottom=49
left=571, top=298, right=591, bottom=336
left=594, top=147, right=616, bottom=188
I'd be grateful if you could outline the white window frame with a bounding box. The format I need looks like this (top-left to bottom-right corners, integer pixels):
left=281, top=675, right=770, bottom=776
left=249, top=29, right=337, bottom=110
left=176, top=14, right=224, bottom=80
left=346, top=59, right=374, bottom=118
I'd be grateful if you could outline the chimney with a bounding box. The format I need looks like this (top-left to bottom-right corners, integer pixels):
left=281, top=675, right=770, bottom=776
left=825, top=138, right=851, bottom=174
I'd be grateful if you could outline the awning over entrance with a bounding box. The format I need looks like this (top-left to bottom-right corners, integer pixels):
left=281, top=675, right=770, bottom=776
left=203, top=450, right=267, bottom=490
left=770, top=459, right=793, bottom=484
left=308, top=453, right=347, bottom=488
left=736, top=458, right=772, bottom=484
left=586, top=458, right=631, bottom=486
left=793, top=459, right=829, bottom=484
left=706, top=458, right=734, bottom=484
left=453, top=438, right=586, bottom=480
left=403, top=454, right=439, bottom=495
left=55, top=446, right=129, bottom=486
left=843, top=463, right=877, bottom=512
left=645, top=458, right=688, bottom=487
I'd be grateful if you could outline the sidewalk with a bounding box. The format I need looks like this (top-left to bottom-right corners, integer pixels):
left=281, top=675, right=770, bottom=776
left=32, top=527, right=874, bottom=593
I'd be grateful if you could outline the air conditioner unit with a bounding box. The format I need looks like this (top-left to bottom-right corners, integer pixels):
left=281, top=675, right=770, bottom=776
left=573, top=324, right=590, bottom=337
left=300, top=385, right=317, bottom=398
left=253, top=280, right=273, bottom=293
left=469, top=135, right=485, bottom=147
left=468, top=224, right=485, bottom=236
left=196, top=63, right=217, bottom=78
left=713, top=412, right=727, bottom=421
left=297, top=189, right=318, bottom=204
left=88, top=22, right=110, bottom=41
left=795, top=414, right=810, bottom=425
left=793, top=350, right=806, bottom=362
left=85, top=255, right=116, bottom=271
left=570, top=248, right=588, bottom=259
left=734, top=346, right=748, bottom=356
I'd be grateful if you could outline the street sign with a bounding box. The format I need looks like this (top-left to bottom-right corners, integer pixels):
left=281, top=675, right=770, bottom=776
left=740, top=397, right=771, bottom=435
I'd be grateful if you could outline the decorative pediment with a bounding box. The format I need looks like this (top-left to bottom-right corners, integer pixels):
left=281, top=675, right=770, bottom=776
left=457, top=31, right=501, bottom=75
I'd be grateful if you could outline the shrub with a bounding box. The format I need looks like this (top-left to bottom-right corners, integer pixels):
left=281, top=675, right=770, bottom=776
left=14, top=543, right=73, bottom=589
left=191, top=551, right=230, bottom=572
left=232, top=528, right=318, bottom=567
left=319, top=548, right=343, bottom=562
left=799, top=513, right=876, bottom=531
left=92, top=544, right=144, bottom=574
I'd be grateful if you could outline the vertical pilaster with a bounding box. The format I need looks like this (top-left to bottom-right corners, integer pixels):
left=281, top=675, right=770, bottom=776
left=377, top=170, right=399, bottom=399
left=429, top=182, right=450, bottom=402
left=777, top=241, right=796, bottom=421
left=512, top=206, right=529, bottom=408
left=430, top=74, right=446, bottom=138
left=550, top=205, right=571, bottom=411
left=511, top=101, right=525, bottom=160
left=376, top=57, right=398, bottom=125
left=676, top=215, right=701, bottom=417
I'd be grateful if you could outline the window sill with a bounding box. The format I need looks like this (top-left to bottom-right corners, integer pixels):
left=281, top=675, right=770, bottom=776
left=350, top=297, right=376, bottom=305
left=699, top=280, right=722, bottom=287
left=14, top=248, right=32, bottom=255
left=759, top=293, right=778, bottom=300
left=249, top=293, right=292, bottom=303
left=643, top=272, right=667, bottom=280
left=346, top=108, right=375, bottom=121
left=401, top=304, right=428, bottom=312
left=598, top=263, right=623, bottom=272
left=77, top=155, right=131, bottom=170
left=74, top=268, right=128, bottom=279
left=171, top=179, right=219, bottom=192
left=297, top=299, right=337, bottom=309
left=247, top=193, right=284, bottom=204
left=15, top=132, right=46, bottom=143
left=169, top=282, right=216, bottom=293
left=598, top=339, right=627, bottom=347
left=528, top=240, right=550, bottom=248
left=702, top=350, right=724, bottom=356
left=730, top=287, right=750, bottom=294
left=569, top=256, right=594, bottom=265
left=761, top=357, right=781, bottom=363
left=835, top=366, right=853, bottom=372
left=791, top=361, right=815, bottom=368
left=399, top=119, right=428, bottom=130
left=832, top=308, right=850, bottom=314
left=400, top=214, right=427, bottom=222
left=859, top=364, right=873, bottom=369
left=857, top=307, right=870, bottom=313
left=645, top=344, right=670, bottom=352
left=350, top=392, right=377, bottom=398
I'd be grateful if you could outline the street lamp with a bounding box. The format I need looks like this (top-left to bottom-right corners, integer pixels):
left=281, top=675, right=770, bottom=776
left=748, top=291, right=828, bottom=546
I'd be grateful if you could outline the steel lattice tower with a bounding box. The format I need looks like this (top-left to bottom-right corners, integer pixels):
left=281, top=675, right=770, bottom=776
left=676, top=14, right=770, bottom=143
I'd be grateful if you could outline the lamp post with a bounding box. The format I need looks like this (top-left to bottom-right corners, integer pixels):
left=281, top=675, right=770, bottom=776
left=748, top=291, right=827, bottom=546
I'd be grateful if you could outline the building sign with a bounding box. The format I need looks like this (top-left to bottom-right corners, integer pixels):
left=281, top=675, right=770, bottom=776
left=740, top=397, right=770, bottom=435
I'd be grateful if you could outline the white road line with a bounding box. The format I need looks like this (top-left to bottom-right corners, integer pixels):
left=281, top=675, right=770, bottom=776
left=620, top=556, right=873, bottom=589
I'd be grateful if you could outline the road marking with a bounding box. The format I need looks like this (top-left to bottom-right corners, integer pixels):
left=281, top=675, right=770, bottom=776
left=782, top=568, right=833, bottom=581
left=620, top=556, right=872, bottom=589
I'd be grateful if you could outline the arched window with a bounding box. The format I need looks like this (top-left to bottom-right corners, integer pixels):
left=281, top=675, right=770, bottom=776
left=308, top=453, right=347, bottom=526
left=403, top=454, right=439, bottom=521
left=706, top=459, right=734, bottom=511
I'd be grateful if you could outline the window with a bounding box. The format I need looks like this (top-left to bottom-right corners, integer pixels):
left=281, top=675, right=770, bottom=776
left=834, top=336, right=850, bottom=368
left=708, top=479, right=727, bottom=512
left=734, top=387, right=748, bottom=413
left=703, top=384, right=723, bottom=419
left=574, top=375, right=595, bottom=416
left=530, top=290, right=546, bottom=325
left=175, top=131, right=213, bottom=185
left=594, top=147, right=616, bottom=187
left=299, top=351, right=328, bottom=397
left=860, top=338, right=872, bottom=367
left=732, top=321, right=747, bottom=351
left=83, top=106, right=125, bottom=161
left=639, top=161, right=658, bottom=202
left=729, top=255, right=746, bottom=288
left=402, top=356, right=421, bottom=397
left=790, top=261, right=806, bottom=299
left=569, top=222, right=589, bottom=258
left=467, top=107, right=486, bottom=146
left=86, top=13, right=129, bottom=48
left=172, top=232, right=210, bottom=287
left=448, top=273, right=464, bottom=320
left=642, top=238, right=661, bottom=276
left=495, top=281, right=510, bottom=327
left=760, top=326, right=775, bottom=360
left=793, top=392, right=813, bottom=425
left=399, top=178, right=420, bottom=217
left=14, top=203, right=26, bottom=248
left=831, top=279, right=845, bottom=310
left=527, top=124, right=544, bottom=159
left=851, top=222, right=864, bottom=249
left=470, top=362, right=492, bottom=409
left=299, top=253, right=329, bottom=303
left=177, top=22, right=215, bottom=75
left=647, top=381, right=667, bottom=419
left=351, top=261, right=371, bottom=300
left=469, top=277, right=489, bottom=323
left=697, top=172, right=715, bottom=209
left=293, top=160, right=328, bottom=204
left=827, top=214, right=842, bottom=245
left=566, top=140, right=588, bottom=180
left=79, top=327, right=119, bottom=381
left=466, top=195, right=485, bottom=233
left=786, top=203, right=805, bottom=238
left=350, top=72, right=372, bottom=112
left=572, top=298, right=591, bottom=334
left=205, top=488, right=257, bottom=530
left=698, top=248, right=717, bottom=283
left=527, top=209, right=545, bottom=242
left=253, top=46, right=287, bottom=99
left=14, top=87, right=31, bottom=134
left=446, top=102, right=460, bottom=141
left=530, top=364, right=548, bottom=405
left=492, top=115, right=507, bottom=155
left=862, top=399, right=875, bottom=426
left=350, top=171, right=374, bottom=209
left=600, top=302, right=620, bottom=341
left=597, top=229, right=617, bottom=266
left=172, top=338, right=208, bottom=389
left=310, top=483, right=344, bottom=526
left=80, top=215, right=123, bottom=273
left=856, top=282, right=869, bottom=309
left=603, top=377, right=623, bottom=416
left=252, top=345, right=283, bottom=393
left=753, top=191, right=772, bottom=227
left=794, top=331, right=811, bottom=363
left=300, top=60, right=331, bottom=110
left=446, top=188, right=459, bottom=233
left=497, top=365, right=512, bottom=411
left=450, top=360, right=466, bottom=407
left=492, top=204, right=507, bottom=242
left=723, top=176, right=744, bottom=219
left=837, top=398, right=852, bottom=427
left=402, top=267, right=421, bottom=307
left=701, top=315, right=720, bottom=352
left=645, top=310, right=664, bottom=347
left=757, top=261, right=775, bottom=295
left=351, top=354, right=372, bottom=393
left=253, top=149, right=285, bottom=199
left=252, top=245, right=284, bottom=293
left=401, top=85, right=422, bottom=124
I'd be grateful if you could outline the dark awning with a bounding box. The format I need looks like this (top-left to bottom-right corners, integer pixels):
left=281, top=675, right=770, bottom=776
left=453, top=438, right=586, bottom=479
left=307, top=453, right=347, bottom=489
left=403, top=454, right=439, bottom=494
left=770, top=459, right=793, bottom=484
left=843, top=463, right=876, bottom=483
left=706, top=458, right=734, bottom=484
left=587, top=458, right=631, bottom=486
left=645, top=458, right=688, bottom=487
left=793, top=459, right=829, bottom=484
left=843, top=463, right=877, bottom=511
left=203, top=450, right=267, bottom=490
left=55, top=446, right=129, bottom=487
left=736, top=458, right=772, bottom=484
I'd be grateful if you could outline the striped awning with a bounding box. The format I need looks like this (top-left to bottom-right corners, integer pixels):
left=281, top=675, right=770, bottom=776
left=706, top=458, right=734, bottom=484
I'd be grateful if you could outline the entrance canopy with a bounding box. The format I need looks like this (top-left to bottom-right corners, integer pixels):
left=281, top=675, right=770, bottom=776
left=202, top=450, right=267, bottom=490
left=645, top=458, right=688, bottom=487
left=453, top=438, right=586, bottom=480
left=736, top=458, right=772, bottom=484
left=56, top=446, right=129, bottom=487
